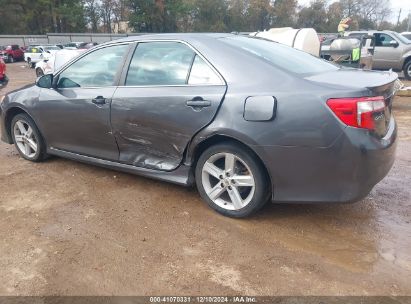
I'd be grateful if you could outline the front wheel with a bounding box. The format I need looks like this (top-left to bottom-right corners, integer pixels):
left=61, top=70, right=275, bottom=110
left=11, top=113, right=47, bottom=162
left=195, top=142, right=270, bottom=218
left=404, top=61, right=411, bottom=80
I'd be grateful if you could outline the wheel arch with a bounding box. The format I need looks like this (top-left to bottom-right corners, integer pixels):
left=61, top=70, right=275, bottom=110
left=403, top=55, right=411, bottom=70
left=187, top=134, right=273, bottom=194
left=4, top=107, right=37, bottom=143
left=35, top=67, right=44, bottom=76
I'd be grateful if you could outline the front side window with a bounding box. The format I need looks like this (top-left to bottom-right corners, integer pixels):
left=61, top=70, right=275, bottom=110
left=126, top=42, right=195, bottom=86
left=57, top=44, right=129, bottom=88
left=375, top=34, right=395, bottom=47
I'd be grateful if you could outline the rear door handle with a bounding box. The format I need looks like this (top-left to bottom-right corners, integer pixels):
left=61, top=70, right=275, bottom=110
left=186, top=99, right=211, bottom=107
left=92, top=96, right=106, bottom=105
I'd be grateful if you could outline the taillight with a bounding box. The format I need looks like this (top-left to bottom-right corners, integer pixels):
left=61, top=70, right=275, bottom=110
left=326, top=96, right=386, bottom=130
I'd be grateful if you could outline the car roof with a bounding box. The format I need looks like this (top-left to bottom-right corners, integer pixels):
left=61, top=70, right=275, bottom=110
left=105, top=33, right=232, bottom=45
left=348, top=30, right=396, bottom=34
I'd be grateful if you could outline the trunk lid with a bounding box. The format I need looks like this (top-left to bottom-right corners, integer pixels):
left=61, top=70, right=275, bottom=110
left=307, top=69, right=400, bottom=138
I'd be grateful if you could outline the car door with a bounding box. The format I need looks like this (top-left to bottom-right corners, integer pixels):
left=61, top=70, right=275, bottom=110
left=373, top=33, right=403, bottom=70
left=111, top=41, right=227, bottom=171
left=33, top=43, right=131, bottom=161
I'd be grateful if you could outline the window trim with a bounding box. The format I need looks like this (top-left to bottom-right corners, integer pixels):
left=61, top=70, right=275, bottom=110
left=118, top=39, right=226, bottom=88
left=53, top=42, right=134, bottom=89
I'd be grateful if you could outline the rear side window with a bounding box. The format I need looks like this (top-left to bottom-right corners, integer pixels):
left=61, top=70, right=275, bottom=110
left=188, top=55, right=222, bottom=85
left=126, top=42, right=195, bottom=86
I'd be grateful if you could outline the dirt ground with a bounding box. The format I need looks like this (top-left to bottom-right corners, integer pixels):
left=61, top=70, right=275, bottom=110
left=0, top=62, right=410, bottom=296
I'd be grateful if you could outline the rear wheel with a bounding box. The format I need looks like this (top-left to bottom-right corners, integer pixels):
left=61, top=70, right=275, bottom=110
left=404, top=60, right=411, bottom=80
left=11, top=113, right=47, bottom=162
left=195, top=142, right=270, bottom=218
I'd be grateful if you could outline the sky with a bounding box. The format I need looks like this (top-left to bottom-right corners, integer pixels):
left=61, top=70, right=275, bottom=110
left=297, top=0, right=411, bottom=23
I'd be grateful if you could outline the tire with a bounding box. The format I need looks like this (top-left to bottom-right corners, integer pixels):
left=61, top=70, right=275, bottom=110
left=27, top=58, right=32, bottom=68
left=10, top=113, right=47, bottom=162
left=36, top=68, right=44, bottom=77
left=404, top=60, right=411, bottom=80
left=195, top=142, right=270, bottom=218
left=8, top=55, right=14, bottom=63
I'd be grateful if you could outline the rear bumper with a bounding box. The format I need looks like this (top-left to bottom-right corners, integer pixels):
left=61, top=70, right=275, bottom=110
left=254, top=117, right=397, bottom=203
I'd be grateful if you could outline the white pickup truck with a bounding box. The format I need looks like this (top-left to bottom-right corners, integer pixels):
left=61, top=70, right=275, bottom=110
left=34, top=49, right=85, bottom=77
left=24, top=45, right=61, bottom=68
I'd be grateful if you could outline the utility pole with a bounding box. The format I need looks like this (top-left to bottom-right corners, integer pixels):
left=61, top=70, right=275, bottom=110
left=397, top=8, right=402, bottom=28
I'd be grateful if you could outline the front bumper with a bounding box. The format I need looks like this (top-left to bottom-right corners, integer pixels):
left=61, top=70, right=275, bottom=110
left=254, top=117, right=397, bottom=203
left=0, top=100, right=11, bottom=144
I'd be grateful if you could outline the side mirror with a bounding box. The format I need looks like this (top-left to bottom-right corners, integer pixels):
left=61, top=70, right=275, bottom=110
left=389, top=40, right=399, bottom=47
left=36, top=74, right=53, bottom=89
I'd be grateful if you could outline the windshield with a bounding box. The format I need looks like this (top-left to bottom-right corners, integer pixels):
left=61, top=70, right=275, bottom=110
left=391, top=32, right=411, bottom=44
left=221, top=36, right=339, bottom=75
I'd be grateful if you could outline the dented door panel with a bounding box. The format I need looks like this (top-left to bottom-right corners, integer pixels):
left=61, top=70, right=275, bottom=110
left=111, top=85, right=226, bottom=171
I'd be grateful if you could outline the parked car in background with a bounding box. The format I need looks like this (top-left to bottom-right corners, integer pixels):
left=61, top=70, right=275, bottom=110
left=346, top=30, right=411, bottom=79
left=78, top=42, right=98, bottom=49
left=0, top=34, right=399, bottom=218
left=401, top=32, right=411, bottom=40
left=24, top=45, right=61, bottom=68
left=0, top=57, right=6, bottom=85
left=63, top=42, right=84, bottom=49
left=0, top=45, right=24, bottom=63
left=34, top=49, right=85, bottom=77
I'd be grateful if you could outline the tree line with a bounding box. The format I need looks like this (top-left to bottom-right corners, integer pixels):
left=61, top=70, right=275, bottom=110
left=0, top=0, right=409, bottom=35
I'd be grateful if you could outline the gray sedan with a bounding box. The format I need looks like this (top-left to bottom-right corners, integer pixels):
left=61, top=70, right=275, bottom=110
left=0, top=34, right=398, bottom=217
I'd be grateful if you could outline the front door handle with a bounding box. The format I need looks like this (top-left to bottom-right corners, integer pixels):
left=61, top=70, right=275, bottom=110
left=92, top=96, right=106, bottom=105
left=186, top=99, right=211, bottom=108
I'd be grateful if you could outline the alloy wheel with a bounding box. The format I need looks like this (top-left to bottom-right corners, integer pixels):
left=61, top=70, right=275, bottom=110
left=201, top=152, right=255, bottom=211
left=13, top=120, right=38, bottom=158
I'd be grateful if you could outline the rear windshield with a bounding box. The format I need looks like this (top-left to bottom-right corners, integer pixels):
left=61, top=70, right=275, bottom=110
left=221, top=36, right=339, bottom=75
left=44, top=46, right=61, bottom=51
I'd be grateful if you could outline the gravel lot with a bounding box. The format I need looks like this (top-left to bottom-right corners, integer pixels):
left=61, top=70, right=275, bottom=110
left=0, top=62, right=410, bottom=296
